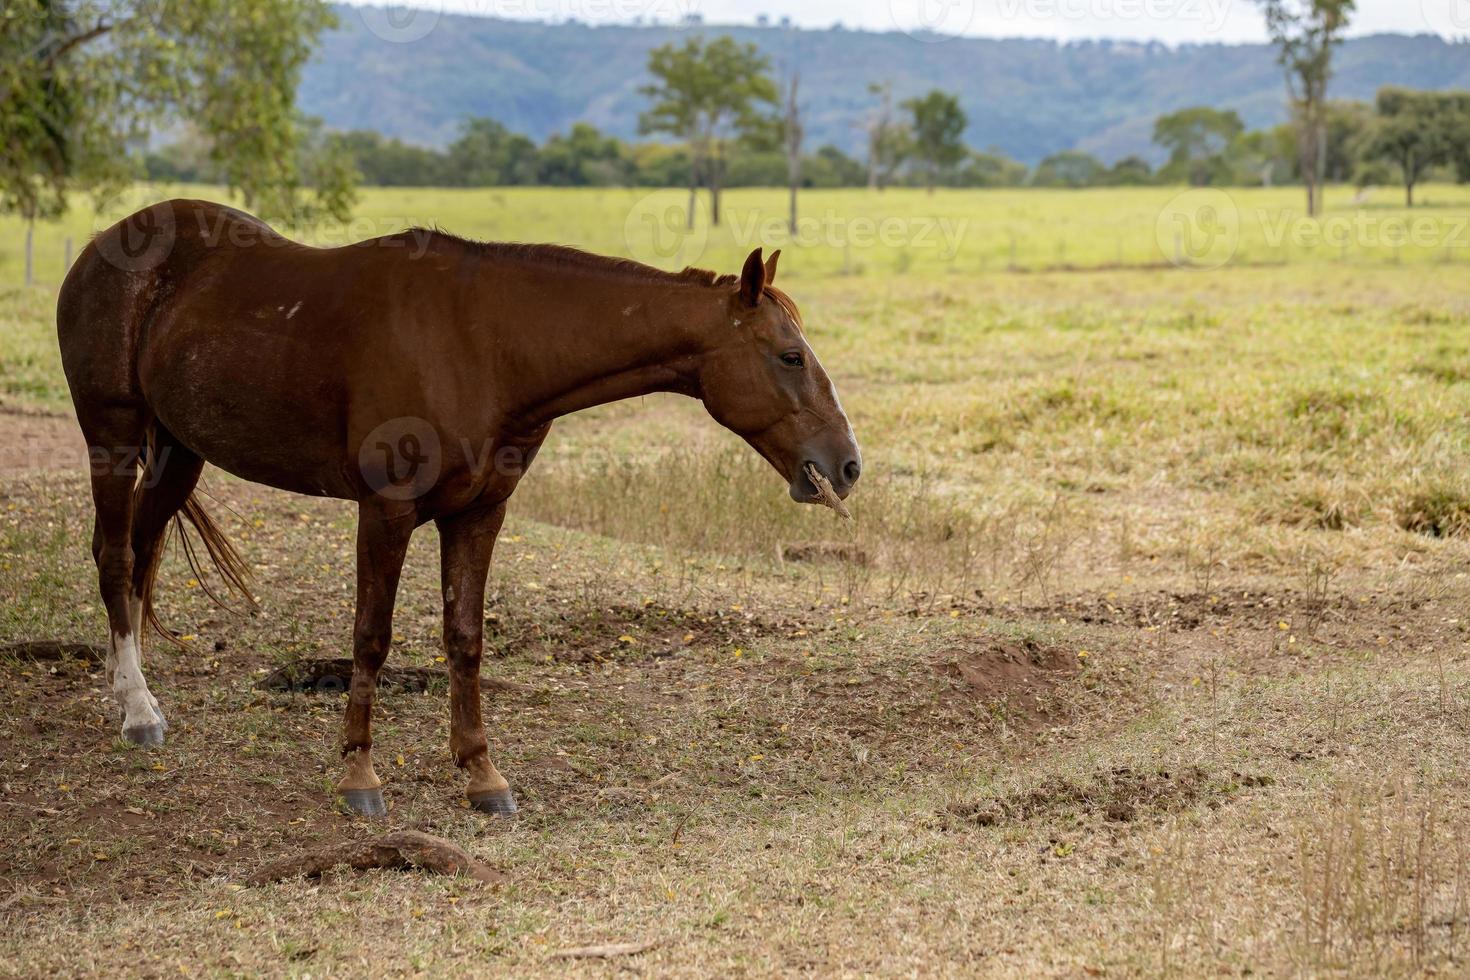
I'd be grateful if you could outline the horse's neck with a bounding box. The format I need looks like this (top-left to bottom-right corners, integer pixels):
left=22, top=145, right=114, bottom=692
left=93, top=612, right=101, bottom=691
left=499, top=274, right=720, bottom=430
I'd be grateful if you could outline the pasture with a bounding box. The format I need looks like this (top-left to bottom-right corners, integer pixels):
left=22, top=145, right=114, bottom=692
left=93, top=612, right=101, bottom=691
left=3, top=185, right=1470, bottom=976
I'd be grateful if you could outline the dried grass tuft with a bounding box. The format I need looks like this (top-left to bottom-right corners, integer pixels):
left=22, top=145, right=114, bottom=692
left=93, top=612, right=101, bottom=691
left=805, top=463, right=853, bottom=521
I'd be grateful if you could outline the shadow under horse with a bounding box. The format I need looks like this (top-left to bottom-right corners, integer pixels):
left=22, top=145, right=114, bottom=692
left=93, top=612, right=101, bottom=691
left=56, top=199, right=861, bottom=816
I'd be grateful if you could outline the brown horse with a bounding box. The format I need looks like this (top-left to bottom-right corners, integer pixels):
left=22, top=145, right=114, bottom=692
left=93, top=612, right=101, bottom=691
left=57, top=199, right=860, bottom=816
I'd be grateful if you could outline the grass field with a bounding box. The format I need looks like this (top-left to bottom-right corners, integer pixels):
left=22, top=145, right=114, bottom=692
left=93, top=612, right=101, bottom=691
left=2, top=185, right=1470, bottom=976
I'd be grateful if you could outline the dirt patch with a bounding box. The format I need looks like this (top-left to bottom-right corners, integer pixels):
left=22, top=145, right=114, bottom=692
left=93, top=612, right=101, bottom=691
left=939, top=638, right=1077, bottom=732
left=944, top=766, right=1275, bottom=828
left=781, top=541, right=870, bottom=565
left=0, top=408, right=84, bottom=476
left=2, top=641, right=104, bottom=664
left=254, top=657, right=530, bottom=695
left=486, top=599, right=806, bottom=663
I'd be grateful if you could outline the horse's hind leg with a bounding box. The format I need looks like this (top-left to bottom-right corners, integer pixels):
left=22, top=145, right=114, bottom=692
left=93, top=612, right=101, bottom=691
left=81, top=407, right=167, bottom=745
left=124, top=427, right=207, bottom=739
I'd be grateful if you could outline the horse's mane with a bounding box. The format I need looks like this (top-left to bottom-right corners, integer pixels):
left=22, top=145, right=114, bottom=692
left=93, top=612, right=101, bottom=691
left=409, top=231, right=730, bottom=286
left=408, top=230, right=802, bottom=327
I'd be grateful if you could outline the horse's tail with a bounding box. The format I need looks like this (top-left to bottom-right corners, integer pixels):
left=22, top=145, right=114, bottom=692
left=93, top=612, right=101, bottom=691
left=139, top=489, right=256, bottom=644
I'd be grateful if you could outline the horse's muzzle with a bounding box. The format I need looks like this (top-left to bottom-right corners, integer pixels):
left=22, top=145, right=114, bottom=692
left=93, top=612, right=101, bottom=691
left=790, top=453, right=862, bottom=503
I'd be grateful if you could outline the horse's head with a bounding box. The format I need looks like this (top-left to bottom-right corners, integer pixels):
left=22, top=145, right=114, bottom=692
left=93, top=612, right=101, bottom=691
left=698, top=248, right=862, bottom=504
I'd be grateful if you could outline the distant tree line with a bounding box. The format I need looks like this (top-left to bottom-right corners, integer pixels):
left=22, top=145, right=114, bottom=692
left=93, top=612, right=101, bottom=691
left=143, top=84, right=1470, bottom=208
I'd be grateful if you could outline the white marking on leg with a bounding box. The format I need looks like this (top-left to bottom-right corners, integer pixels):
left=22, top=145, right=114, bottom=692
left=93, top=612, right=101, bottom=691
left=112, top=628, right=163, bottom=734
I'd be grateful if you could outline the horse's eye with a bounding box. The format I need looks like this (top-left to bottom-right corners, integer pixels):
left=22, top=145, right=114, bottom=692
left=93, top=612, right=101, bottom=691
left=780, top=351, right=805, bottom=368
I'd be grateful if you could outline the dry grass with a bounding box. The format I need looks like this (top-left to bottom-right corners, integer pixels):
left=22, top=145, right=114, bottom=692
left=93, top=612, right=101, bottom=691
left=3, top=188, right=1470, bottom=976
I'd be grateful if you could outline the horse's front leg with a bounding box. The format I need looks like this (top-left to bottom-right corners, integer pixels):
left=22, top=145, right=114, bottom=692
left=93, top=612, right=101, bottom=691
left=437, top=502, right=516, bottom=815
left=337, top=501, right=416, bottom=816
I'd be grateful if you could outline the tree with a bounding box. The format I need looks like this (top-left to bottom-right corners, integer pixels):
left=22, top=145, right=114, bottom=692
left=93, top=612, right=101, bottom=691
left=902, top=90, right=967, bottom=193
left=332, top=130, right=446, bottom=187
left=1032, top=150, right=1106, bottom=188
left=1, top=1, right=130, bottom=283
left=639, top=36, right=777, bottom=227
left=1103, top=156, right=1154, bottom=186
left=955, top=150, right=1029, bottom=188
left=864, top=81, right=908, bottom=190
left=296, top=117, right=359, bottom=223
left=537, top=124, right=632, bottom=187
left=805, top=145, right=867, bottom=188
left=445, top=117, right=539, bottom=186
left=1152, top=107, right=1246, bottom=186
left=1362, top=88, right=1458, bottom=207
left=781, top=72, right=802, bottom=233
left=1257, top=0, right=1356, bottom=217
left=1322, top=100, right=1375, bottom=181
left=1, top=0, right=346, bottom=267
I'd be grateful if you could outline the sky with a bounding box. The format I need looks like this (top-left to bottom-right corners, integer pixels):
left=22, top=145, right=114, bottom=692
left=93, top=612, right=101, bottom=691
left=340, top=0, right=1467, bottom=45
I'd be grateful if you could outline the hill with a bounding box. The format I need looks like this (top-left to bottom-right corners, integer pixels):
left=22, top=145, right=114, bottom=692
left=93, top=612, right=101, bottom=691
left=300, top=8, right=1470, bottom=165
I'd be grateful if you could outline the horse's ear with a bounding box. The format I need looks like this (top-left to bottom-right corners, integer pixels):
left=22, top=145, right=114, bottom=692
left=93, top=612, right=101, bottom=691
left=764, top=249, right=781, bottom=286
left=739, top=247, right=765, bottom=308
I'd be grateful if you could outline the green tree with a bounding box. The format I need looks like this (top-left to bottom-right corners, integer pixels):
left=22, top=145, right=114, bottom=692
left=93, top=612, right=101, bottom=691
left=639, top=36, right=777, bottom=227
left=864, top=81, right=908, bottom=190
left=955, top=150, right=1029, bottom=188
left=333, top=131, right=446, bottom=186
left=446, top=117, right=539, bottom=186
left=1257, top=0, right=1356, bottom=216
left=1103, top=155, right=1154, bottom=186
left=902, top=90, right=967, bottom=193
left=808, top=145, right=867, bottom=187
left=1031, top=150, right=1106, bottom=188
left=1, top=0, right=130, bottom=283
left=1362, top=88, right=1458, bottom=207
left=1152, top=107, right=1246, bottom=185
left=536, top=124, right=631, bottom=187
left=1, top=0, right=346, bottom=261
left=295, top=117, right=359, bottom=222
left=1322, top=99, right=1375, bottom=181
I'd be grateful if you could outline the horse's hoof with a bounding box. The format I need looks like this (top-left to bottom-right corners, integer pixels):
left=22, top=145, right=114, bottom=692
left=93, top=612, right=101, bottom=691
left=341, top=787, right=387, bottom=817
left=122, top=723, right=165, bottom=747
left=468, top=788, right=518, bottom=816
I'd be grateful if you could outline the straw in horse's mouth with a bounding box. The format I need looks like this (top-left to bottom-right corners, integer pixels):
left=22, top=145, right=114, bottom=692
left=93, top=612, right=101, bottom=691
left=805, top=463, right=853, bottom=521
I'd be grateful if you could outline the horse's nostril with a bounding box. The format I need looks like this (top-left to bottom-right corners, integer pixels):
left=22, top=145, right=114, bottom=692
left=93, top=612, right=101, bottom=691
left=843, top=459, right=862, bottom=484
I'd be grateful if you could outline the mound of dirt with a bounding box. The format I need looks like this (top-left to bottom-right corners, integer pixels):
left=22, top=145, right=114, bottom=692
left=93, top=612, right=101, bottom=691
left=780, top=542, right=870, bottom=565
left=945, top=766, right=1274, bottom=827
